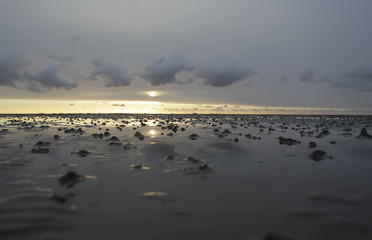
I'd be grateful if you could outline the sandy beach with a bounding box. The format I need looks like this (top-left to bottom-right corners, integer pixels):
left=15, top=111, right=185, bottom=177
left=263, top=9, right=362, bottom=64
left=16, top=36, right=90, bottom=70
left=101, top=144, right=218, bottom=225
left=0, top=114, right=371, bottom=240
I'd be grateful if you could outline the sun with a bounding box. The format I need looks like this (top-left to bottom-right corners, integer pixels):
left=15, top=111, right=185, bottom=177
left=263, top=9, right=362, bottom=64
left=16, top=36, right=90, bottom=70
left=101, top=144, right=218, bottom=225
left=148, top=91, right=157, bottom=97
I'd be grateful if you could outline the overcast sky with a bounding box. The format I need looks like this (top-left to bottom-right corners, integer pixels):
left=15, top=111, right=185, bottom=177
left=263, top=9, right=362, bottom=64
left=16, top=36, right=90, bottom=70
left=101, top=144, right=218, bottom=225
left=1, top=0, right=372, bottom=113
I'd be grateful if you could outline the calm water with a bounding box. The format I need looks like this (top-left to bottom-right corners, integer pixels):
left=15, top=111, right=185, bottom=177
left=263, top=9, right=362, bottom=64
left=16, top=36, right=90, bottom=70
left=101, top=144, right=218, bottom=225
left=1, top=114, right=372, bottom=240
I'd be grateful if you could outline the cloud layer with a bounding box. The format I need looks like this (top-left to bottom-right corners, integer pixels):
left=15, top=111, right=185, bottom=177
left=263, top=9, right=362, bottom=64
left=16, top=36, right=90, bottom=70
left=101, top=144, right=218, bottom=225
left=0, top=55, right=28, bottom=87
left=331, top=68, right=372, bottom=91
left=26, top=64, right=78, bottom=92
left=0, top=54, right=78, bottom=92
left=299, top=69, right=331, bottom=83
left=195, top=57, right=256, bottom=87
left=139, top=54, right=194, bottom=86
left=92, top=59, right=132, bottom=87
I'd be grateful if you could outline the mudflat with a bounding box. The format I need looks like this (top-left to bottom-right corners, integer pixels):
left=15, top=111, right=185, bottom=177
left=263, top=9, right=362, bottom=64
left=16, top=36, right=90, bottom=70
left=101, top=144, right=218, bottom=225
left=1, top=114, right=372, bottom=240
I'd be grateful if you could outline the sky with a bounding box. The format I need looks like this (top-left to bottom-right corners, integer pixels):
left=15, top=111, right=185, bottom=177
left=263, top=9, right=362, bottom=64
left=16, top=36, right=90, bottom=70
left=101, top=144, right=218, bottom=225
left=1, top=0, right=372, bottom=114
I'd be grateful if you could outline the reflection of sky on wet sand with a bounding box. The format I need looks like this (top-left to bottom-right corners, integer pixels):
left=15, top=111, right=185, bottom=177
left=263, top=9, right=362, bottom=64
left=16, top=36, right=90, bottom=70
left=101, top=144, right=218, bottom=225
left=0, top=114, right=372, bottom=239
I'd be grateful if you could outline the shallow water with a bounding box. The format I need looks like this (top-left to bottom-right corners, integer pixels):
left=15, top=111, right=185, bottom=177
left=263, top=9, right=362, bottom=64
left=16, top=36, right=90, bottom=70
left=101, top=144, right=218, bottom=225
left=1, top=114, right=372, bottom=240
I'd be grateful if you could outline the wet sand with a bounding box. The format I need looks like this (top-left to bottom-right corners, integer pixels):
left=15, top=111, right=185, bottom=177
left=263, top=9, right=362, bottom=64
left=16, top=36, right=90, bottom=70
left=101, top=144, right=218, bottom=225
left=1, top=114, right=372, bottom=240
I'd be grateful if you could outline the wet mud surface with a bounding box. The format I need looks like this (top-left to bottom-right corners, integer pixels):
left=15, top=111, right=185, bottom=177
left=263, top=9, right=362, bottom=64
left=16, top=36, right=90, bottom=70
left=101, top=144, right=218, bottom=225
left=1, top=114, right=372, bottom=240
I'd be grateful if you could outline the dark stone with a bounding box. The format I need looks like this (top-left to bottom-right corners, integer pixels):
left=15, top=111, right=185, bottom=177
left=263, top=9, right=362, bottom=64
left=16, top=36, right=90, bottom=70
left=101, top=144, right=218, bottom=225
left=71, top=149, right=89, bottom=157
left=64, top=128, right=85, bottom=134
left=309, top=150, right=327, bottom=161
left=163, top=155, right=175, bottom=161
left=108, top=136, right=119, bottom=141
left=186, top=157, right=201, bottom=163
left=359, top=128, right=372, bottom=138
left=104, top=131, right=111, bottom=137
left=1, top=129, right=9, bottom=133
left=53, top=135, right=60, bottom=140
left=30, top=148, right=50, bottom=153
left=189, top=133, right=199, bottom=140
left=35, top=141, right=51, bottom=146
left=172, top=126, right=178, bottom=133
left=309, top=141, right=317, bottom=148
left=123, top=143, right=136, bottom=150
left=198, top=164, right=211, bottom=171
left=51, top=193, right=75, bottom=204
left=109, top=142, right=122, bottom=146
left=132, top=164, right=144, bottom=169
left=92, top=133, right=103, bottom=139
left=134, top=131, right=145, bottom=140
left=59, top=171, right=84, bottom=188
left=279, top=136, right=301, bottom=146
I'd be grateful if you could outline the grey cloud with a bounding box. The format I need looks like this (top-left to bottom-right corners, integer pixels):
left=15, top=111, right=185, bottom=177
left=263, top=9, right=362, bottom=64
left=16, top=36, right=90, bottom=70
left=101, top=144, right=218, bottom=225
left=278, top=74, right=290, bottom=83
left=177, top=78, right=194, bottom=85
left=50, top=54, right=75, bottom=63
left=299, top=69, right=332, bottom=83
left=139, top=54, right=194, bottom=86
left=26, top=64, right=78, bottom=92
left=330, top=68, right=372, bottom=91
left=0, top=54, right=78, bottom=92
left=92, top=59, right=132, bottom=87
left=299, top=69, right=315, bottom=82
left=195, top=57, right=256, bottom=87
left=0, top=55, right=28, bottom=87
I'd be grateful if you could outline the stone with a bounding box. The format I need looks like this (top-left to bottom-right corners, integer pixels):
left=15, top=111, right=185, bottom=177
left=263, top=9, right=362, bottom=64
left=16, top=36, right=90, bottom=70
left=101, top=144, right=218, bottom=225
left=35, top=141, right=51, bottom=146
left=189, top=133, right=199, bottom=140
left=309, top=150, right=327, bottom=161
left=279, top=136, right=301, bottom=146
left=30, top=148, right=50, bottom=153
left=59, top=171, right=84, bottom=188
left=308, top=141, right=317, bottom=148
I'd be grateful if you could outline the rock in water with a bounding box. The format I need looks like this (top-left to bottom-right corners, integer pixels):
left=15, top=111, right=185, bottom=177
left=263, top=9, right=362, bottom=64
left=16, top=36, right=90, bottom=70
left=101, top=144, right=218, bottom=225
left=359, top=128, right=372, bottom=138
left=59, top=171, right=84, bottom=188
left=71, top=149, right=90, bottom=157
left=279, top=136, right=301, bottom=146
left=308, top=141, right=317, bottom=148
left=309, top=150, right=327, bottom=161
left=30, top=148, right=50, bottom=153
left=189, top=133, right=199, bottom=140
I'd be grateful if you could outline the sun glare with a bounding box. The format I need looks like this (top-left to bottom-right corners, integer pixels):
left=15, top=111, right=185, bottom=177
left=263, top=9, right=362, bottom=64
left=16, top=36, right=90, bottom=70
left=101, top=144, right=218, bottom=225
left=148, top=91, right=157, bottom=97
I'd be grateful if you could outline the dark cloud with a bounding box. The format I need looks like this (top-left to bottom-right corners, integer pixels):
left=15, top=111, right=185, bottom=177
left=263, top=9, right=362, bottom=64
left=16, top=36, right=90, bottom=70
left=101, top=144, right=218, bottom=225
left=49, top=54, right=75, bottom=63
left=330, top=68, right=372, bottom=91
left=92, top=59, right=132, bottom=87
left=0, top=54, right=78, bottom=92
left=299, top=69, right=315, bottom=82
left=278, top=74, right=290, bottom=83
left=299, top=69, right=331, bottom=83
left=26, top=64, right=78, bottom=92
left=139, top=54, right=194, bottom=86
left=177, top=78, right=194, bottom=85
left=0, top=55, right=28, bottom=87
left=195, top=57, right=256, bottom=87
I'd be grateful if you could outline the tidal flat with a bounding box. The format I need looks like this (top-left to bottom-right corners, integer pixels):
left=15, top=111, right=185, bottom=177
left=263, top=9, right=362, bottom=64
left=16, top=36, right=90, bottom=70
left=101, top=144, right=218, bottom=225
left=0, top=114, right=372, bottom=240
